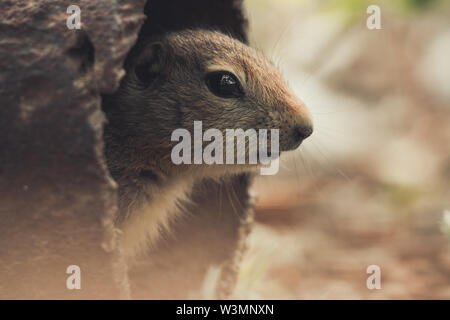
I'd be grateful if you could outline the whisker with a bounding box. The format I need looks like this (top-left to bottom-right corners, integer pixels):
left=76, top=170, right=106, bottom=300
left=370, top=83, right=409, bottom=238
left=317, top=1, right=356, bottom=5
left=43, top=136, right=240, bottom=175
left=309, top=139, right=351, bottom=182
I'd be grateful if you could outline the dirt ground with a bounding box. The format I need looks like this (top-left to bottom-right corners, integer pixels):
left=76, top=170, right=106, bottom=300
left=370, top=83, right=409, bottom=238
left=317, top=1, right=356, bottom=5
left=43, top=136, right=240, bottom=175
left=230, top=0, right=450, bottom=299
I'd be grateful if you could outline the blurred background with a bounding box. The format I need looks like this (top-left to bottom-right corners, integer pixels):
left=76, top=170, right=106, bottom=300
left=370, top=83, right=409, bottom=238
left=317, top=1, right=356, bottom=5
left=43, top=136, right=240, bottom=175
left=232, top=0, right=450, bottom=299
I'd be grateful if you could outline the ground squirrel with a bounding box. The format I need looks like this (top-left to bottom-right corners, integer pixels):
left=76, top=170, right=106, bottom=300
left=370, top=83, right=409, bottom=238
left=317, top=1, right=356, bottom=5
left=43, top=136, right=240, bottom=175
left=102, top=30, right=313, bottom=258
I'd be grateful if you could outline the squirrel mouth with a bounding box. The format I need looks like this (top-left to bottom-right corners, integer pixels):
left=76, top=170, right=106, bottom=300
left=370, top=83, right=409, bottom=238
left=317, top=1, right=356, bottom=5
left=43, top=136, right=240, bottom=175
left=282, top=139, right=304, bottom=152
left=281, top=124, right=313, bottom=152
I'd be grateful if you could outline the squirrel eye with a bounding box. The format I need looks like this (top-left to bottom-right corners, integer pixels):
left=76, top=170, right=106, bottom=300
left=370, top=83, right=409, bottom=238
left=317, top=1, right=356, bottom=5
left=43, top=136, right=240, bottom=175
left=205, top=71, right=243, bottom=98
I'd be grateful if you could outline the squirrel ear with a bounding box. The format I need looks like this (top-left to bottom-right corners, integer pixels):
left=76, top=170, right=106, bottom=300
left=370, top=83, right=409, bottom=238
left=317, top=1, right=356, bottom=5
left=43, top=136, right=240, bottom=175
left=134, top=42, right=165, bottom=85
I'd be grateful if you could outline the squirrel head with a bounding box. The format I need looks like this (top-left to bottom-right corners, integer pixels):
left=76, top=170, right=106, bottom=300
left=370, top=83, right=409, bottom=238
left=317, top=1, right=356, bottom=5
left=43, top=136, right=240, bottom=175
left=106, top=30, right=312, bottom=177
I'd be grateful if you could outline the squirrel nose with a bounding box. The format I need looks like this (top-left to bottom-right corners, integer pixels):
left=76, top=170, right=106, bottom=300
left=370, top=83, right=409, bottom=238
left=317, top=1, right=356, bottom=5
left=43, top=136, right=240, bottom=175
left=284, top=123, right=313, bottom=152
left=294, top=123, right=313, bottom=142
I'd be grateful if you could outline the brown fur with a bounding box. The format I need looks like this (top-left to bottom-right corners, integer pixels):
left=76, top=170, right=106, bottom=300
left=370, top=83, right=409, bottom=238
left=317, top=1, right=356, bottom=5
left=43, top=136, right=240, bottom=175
left=102, top=30, right=312, bottom=258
